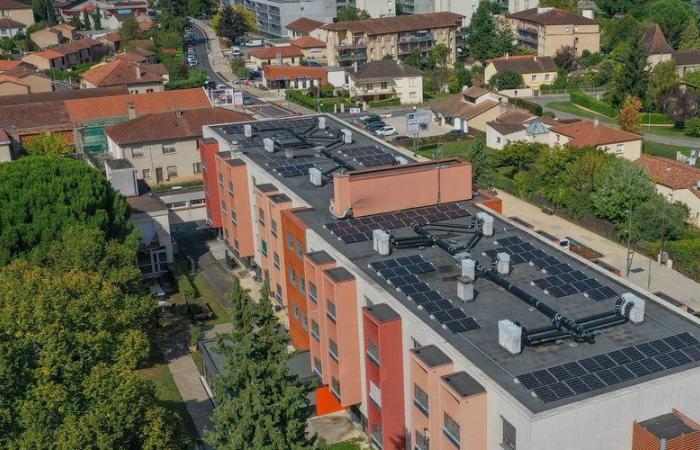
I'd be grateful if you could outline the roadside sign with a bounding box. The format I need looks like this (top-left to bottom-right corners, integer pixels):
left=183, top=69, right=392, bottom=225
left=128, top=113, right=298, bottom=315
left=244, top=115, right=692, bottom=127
left=349, top=107, right=361, bottom=114
left=406, top=110, right=431, bottom=134
left=210, top=88, right=234, bottom=107
left=233, top=91, right=244, bottom=107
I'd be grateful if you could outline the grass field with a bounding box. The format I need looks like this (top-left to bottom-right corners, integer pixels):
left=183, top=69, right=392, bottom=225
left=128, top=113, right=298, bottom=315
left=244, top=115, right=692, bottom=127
left=547, top=102, right=613, bottom=122
left=643, top=141, right=700, bottom=167
left=642, top=125, right=697, bottom=140
left=174, top=256, right=231, bottom=325
left=415, top=138, right=485, bottom=159
left=329, top=441, right=362, bottom=449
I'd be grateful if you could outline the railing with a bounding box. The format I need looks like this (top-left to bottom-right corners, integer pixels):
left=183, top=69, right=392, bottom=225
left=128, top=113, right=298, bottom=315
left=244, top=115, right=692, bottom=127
left=336, top=52, right=367, bottom=61
left=517, top=34, right=538, bottom=45
left=337, top=41, right=366, bottom=50
left=398, top=45, right=432, bottom=55
left=399, top=34, right=434, bottom=44
left=358, top=86, right=395, bottom=95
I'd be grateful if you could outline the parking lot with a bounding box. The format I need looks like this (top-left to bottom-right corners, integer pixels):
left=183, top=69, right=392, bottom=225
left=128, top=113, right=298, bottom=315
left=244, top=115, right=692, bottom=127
left=348, top=109, right=452, bottom=141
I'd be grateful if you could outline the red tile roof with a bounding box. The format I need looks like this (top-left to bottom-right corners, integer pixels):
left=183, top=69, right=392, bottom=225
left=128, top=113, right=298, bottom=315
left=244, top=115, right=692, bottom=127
left=0, top=0, right=31, bottom=9
left=262, top=64, right=328, bottom=84
left=286, top=17, right=325, bottom=34
left=550, top=120, right=641, bottom=147
left=0, top=128, right=10, bottom=144
left=80, top=59, right=164, bottom=87
left=249, top=45, right=304, bottom=59
left=509, top=7, right=597, bottom=26
left=105, top=107, right=253, bottom=145
left=322, top=12, right=464, bottom=35
left=0, top=74, right=29, bottom=87
left=291, top=36, right=327, bottom=49
left=116, top=51, right=148, bottom=63
left=643, top=24, right=673, bottom=55
left=102, top=32, right=121, bottom=42
left=637, top=154, right=700, bottom=191
left=0, top=18, right=25, bottom=28
left=0, top=60, right=23, bottom=71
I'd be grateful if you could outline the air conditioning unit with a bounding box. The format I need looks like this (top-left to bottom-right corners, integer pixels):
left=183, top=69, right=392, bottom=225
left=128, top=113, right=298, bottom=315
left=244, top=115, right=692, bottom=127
left=309, top=167, right=322, bottom=186
left=499, top=319, right=522, bottom=355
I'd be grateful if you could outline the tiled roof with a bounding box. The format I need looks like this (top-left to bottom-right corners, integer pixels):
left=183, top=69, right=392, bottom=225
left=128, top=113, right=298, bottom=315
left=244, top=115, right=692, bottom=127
left=461, top=86, right=492, bottom=98
left=487, top=109, right=536, bottom=135
left=27, top=38, right=101, bottom=59
left=2, top=64, right=50, bottom=80
left=249, top=45, right=304, bottom=59
left=0, top=60, right=23, bottom=71
left=322, top=12, right=464, bottom=35
left=352, top=59, right=423, bottom=80
left=673, top=50, right=700, bottom=66
left=29, top=49, right=64, bottom=59
left=637, top=154, right=700, bottom=191
left=0, top=86, right=127, bottom=105
left=64, top=87, right=211, bottom=122
left=116, top=51, right=147, bottom=63
left=643, top=24, right=673, bottom=55
left=291, top=35, right=327, bottom=49
left=0, top=101, right=73, bottom=130
left=80, top=59, right=164, bottom=87
left=0, top=128, right=10, bottom=144
left=262, top=64, right=328, bottom=84
left=550, top=120, right=641, bottom=147
left=0, top=0, right=31, bottom=9
left=105, top=107, right=253, bottom=145
left=431, top=95, right=499, bottom=120
left=286, top=17, right=325, bottom=34
left=509, top=7, right=597, bottom=26
left=488, top=55, right=556, bottom=74
left=130, top=47, right=154, bottom=57
left=0, top=18, right=25, bottom=28
left=0, top=74, right=28, bottom=86
left=128, top=39, right=154, bottom=48
left=102, top=32, right=121, bottom=42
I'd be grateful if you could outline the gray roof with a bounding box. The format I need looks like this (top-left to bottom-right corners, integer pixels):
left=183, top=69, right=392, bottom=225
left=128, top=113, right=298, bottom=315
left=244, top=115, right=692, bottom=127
left=412, top=345, right=452, bottom=368
left=488, top=55, right=557, bottom=74
left=673, top=50, right=700, bottom=67
left=638, top=413, right=697, bottom=440
left=352, top=60, right=423, bottom=81
left=257, top=183, right=278, bottom=192
left=366, top=304, right=400, bottom=323
left=307, top=250, right=335, bottom=265
left=105, top=158, right=134, bottom=170
left=442, top=371, right=486, bottom=397
left=325, top=267, right=355, bottom=283
left=269, top=193, right=291, bottom=204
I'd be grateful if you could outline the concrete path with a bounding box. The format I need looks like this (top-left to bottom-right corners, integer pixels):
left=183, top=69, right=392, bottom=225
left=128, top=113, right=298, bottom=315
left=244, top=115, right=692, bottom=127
left=197, top=252, right=233, bottom=307
left=495, top=190, right=700, bottom=309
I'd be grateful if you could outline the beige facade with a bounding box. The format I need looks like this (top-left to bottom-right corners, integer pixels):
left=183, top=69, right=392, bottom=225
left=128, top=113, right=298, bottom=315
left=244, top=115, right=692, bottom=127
left=106, top=136, right=203, bottom=186
left=350, top=74, right=423, bottom=104
left=0, top=141, right=10, bottom=162
left=21, top=40, right=105, bottom=71
left=16, top=73, right=52, bottom=93
left=656, top=184, right=700, bottom=226
left=0, top=5, right=34, bottom=27
left=484, top=62, right=556, bottom=89
left=552, top=131, right=642, bottom=160
left=31, top=28, right=64, bottom=49
left=0, top=79, right=29, bottom=95
left=298, top=47, right=327, bottom=64
left=81, top=78, right=164, bottom=94
left=509, top=9, right=600, bottom=57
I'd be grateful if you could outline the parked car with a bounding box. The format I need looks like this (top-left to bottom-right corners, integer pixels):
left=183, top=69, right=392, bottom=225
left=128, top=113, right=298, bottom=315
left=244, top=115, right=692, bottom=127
left=306, top=60, right=321, bottom=67
left=360, top=114, right=380, bottom=125
left=244, top=39, right=263, bottom=47
left=187, top=56, right=197, bottom=66
left=216, top=84, right=228, bottom=90
left=205, top=80, right=217, bottom=90
left=374, top=126, right=397, bottom=137
left=243, top=97, right=255, bottom=106
left=366, top=121, right=387, bottom=131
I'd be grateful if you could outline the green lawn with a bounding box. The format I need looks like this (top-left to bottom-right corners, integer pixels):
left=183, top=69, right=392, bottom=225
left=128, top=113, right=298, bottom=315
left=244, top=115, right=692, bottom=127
left=415, top=138, right=485, bottom=159
left=174, top=256, right=231, bottom=325
left=547, top=102, right=614, bottom=122
left=329, top=442, right=362, bottom=450
left=642, top=125, right=698, bottom=141
left=643, top=141, right=700, bottom=167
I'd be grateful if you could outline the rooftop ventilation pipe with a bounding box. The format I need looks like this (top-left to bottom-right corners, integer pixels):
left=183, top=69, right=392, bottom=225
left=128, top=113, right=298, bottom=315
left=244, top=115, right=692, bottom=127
left=373, top=229, right=391, bottom=255
left=496, top=252, right=510, bottom=275
left=342, top=129, right=352, bottom=144
left=285, top=148, right=294, bottom=160
left=499, top=320, right=522, bottom=354
left=620, top=293, right=645, bottom=324
left=396, top=156, right=408, bottom=165
left=457, top=276, right=475, bottom=302
left=318, top=116, right=326, bottom=129
left=244, top=124, right=252, bottom=137
left=309, top=167, right=322, bottom=186
left=476, top=212, right=494, bottom=236
left=263, top=138, right=274, bottom=153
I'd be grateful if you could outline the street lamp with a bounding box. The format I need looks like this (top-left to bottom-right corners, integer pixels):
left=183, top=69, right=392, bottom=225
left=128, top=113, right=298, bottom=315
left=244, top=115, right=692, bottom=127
left=625, top=208, right=633, bottom=277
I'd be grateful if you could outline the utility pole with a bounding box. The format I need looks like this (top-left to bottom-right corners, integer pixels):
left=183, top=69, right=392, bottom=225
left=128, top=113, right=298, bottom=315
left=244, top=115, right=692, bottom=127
left=625, top=208, right=634, bottom=277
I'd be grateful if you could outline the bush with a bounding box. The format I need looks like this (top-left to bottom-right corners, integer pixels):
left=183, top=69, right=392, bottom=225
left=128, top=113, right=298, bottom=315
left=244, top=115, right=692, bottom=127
left=508, top=97, right=543, bottom=116
left=178, top=275, right=197, bottom=302
left=684, top=117, right=700, bottom=136
left=570, top=91, right=618, bottom=117
left=286, top=89, right=352, bottom=112
left=189, top=324, right=202, bottom=348
left=645, top=239, right=700, bottom=280
left=368, top=97, right=401, bottom=107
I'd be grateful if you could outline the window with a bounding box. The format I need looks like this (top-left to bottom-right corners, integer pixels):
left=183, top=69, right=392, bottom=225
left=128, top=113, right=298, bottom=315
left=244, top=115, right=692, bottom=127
left=301, top=310, right=308, bottom=330
left=162, top=143, right=176, bottom=154
left=443, top=413, right=460, bottom=447
left=227, top=181, right=234, bottom=195
left=261, top=239, right=268, bottom=256
left=544, top=73, right=550, bottom=81
left=276, top=283, right=282, bottom=300
left=415, top=430, right=429, bottom=450
left=193, top=162, right=202, bottom=173
left=496, top=136, right=501, bottom=144
left=313, top=357, right=322, bottom=378
left=290, top=268, right=296, bottom=286
left=191, top=198, right=205, bottom=206
left=132, top=147, right=144, bottom=158
left=381, top=81, right=388, bottom=90
left=273, top=252, right=280, bottom=269
left=309, top=282, right=318, bottom=303
left=367, top=340, right=380, bottom=365
left=329, top=339, right=339, bottom=361
left=167, top=165, right=178, bottom=178
left=287, top=232, right=294, bottom=249
left=311, top=320, right=320, bottom=341
left=231, top=209, right=237, bottom=224
left=502, top=417, right=516, bottom=450
left=414, top=384, right=429, bottom=416
left=330, top=377, right=341, bottom=399
left=220, top=200, right=227, bottom=215
left=296, top=239, right=303, bottom=257
left=218, top=173, right=224, bottom=186
left=616, top=143, right=624, bottom=155
left=326, top=299, right=336, bottom=322
left=234, top=239, right=239, bottom=251
left=293, top=304, right=299, bottom=319
left=531, top=74, right=537, bottom=82
left=299, top=278, right=306, bottom=295
left=271, top=219, right=278, bottom=237
left=142, top=168, right=151, bottom=179
left=258, top=207, right=265, bottom=225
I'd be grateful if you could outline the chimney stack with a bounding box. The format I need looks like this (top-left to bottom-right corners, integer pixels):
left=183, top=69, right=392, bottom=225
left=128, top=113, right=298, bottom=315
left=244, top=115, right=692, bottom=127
left=127, top=102, right=136, bottom=120
left=593, top=117, right=599, bottom=127
left=135, top=63, right=141, bottom=79
left=175, top=107, right=183, bottom=117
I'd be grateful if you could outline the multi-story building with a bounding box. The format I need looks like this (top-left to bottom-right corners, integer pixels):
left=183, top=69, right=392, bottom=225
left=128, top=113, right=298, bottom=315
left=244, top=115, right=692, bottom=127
left=322, top=12, right=464, bottom=68
left=355, top=0, right=395, bottom=18
left=347, top=59, right=424, bottom=104
left=241, top=0, right=334, bottom=37
left=21, top=38, right=107, bottom=71
left=509, top=7, right=600, bottom=57
left=0, top=0, right=34, bottom=37
left=400, top=0, right=479, bottom=27
left=199, top=113, right=700, bottom=450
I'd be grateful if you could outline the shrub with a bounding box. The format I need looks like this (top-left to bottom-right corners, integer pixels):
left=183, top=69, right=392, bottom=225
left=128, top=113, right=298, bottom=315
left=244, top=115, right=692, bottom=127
left=178, top=275, right=197, bottom=302
left=508, top=97, right=543, bottom=116
left=570, top=91, right=618, bottom=117
left=189, top=324, right=202, bottom=347
left=684, top=117, right=700, bottom=136
left=369, top=97, right=401, bottom=107
left=645, top=239, right=700, bottom=280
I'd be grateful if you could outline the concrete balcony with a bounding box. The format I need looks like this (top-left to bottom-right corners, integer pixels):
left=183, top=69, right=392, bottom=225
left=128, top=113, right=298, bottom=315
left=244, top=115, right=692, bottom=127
left=398, top=34, right=434, bottom=44
left=336, top=52, right=368, bottom=62
left=337, top=41, right=367, bottom=50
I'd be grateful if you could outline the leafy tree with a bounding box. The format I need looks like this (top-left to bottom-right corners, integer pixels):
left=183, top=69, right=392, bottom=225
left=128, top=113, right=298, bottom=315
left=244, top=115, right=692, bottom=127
left=448, top=65, right=472, bottom=93
left=463, top=140, right=494, bottom=190
left=493, top=22, right=515, bottom=57
left=32, top=0, right=56, bottom=25
left=602, top=15, right=641, bottom=52
left=591, top=157, right=655, bottom=222
left=607, top=32, right=648, bottom=107
left=235, top=4, right=258, bottom=34
left=645, top=0, right=697, bottom=48
left=685, top=116, right=700, bottom=136
left=337, top=5, right=370, bottom=21
left=679, top=18, right=700, bottom=50
left=648, top=60, right=679, bottom=110
left=120, top=16, right=142, bottom=42
left=488, top=70, right=523, bottom=90
left=69, top=15, right=82, bottom=30
left=464, top=3, right=500, bottom=61
left=218, top=5, right=237, bottom=40
left=617, top=96, right=643, bottom=133
left=632, top=193, right=689, bottom=242
left=404, top=47, right=422, bottom=68
left=539, top=0, right=576, bottom=10
left=188, top=0, right=213, bottom=18
left=24, top=132, right=71, bottom=155
left=382, top=53, right=393, bottom=60
left=92, top=11, right=101, bottom=29
left=211, top=6, right=224, bottom=33
left=682, top=69, right=700, bottom=85
left=497, top=141, right=543, bottom=171
left=82, top=10, right=91, bottom=30
left=396, top=0, right=404, bottom=15
left=430, top=43, right=450, bottom=68
left=554, top=45, right=577, bottom=71
left=595, top=0, right=645, bottom=17
left=661, top=86, right=699, bottom=123
left=0, top=38, right=16, bottom=53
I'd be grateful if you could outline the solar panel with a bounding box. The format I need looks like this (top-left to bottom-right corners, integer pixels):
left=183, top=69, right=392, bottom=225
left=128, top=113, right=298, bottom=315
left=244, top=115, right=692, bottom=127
left=355, top=154, right=397, bottom=167
left=443, top=317, right=480, bottom=333
left=564, top=377, right=591, bottom=395
left=275, top=163, right=317, bottom=177
left=533, top=386, right=558, bottom=403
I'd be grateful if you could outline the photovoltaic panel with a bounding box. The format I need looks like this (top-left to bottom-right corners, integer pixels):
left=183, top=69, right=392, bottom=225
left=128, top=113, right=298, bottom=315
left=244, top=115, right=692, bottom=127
left=274, top=163, right=317, bottom=177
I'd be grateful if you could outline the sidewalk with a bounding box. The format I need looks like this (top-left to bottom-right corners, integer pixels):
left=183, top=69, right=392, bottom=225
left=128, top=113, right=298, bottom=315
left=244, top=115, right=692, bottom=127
left=191, top=18, right=235, bottom=82
left=495, top=190, right=700, bottom=309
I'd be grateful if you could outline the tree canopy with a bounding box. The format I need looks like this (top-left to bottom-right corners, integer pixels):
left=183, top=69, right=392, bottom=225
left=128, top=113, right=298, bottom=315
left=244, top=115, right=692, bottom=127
left=591, top=157, right=655, bottom=222
left=464, top=3, right=514, bottom=61
left=607, top=32, right=648, bottom=107
left=645, top=0, right=697, bottom=48
left=337, top=6, right=371, bottom=21
left=24, top=132, right=71, bottom=155
left=488, top=70, right=523, bottom=90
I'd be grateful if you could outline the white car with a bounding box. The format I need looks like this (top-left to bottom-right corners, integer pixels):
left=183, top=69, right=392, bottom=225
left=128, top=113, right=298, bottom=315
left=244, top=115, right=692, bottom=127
left=374, top=126, right=397, bottom=137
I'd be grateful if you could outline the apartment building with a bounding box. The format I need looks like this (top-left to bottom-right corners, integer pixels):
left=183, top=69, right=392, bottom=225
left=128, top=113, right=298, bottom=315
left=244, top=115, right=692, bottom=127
left=400, top=0, right=479, bottom=27
left=509, top=7, right=600, bottom=57
left=241, top=0, right=334, bottom=37
left=322, top=12, right=464, bottom=68
left=21, top=38, right=107, bottom=71
left=348, top=59, right=424, bottom=104
left=199, top=113, right=700, bottom=450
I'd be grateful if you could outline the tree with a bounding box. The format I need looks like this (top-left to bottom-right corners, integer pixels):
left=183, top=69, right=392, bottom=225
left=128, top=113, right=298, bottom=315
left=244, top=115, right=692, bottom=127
left=488, top=70, right=523, bottom=90
left=679, top=18, right=700, bottom=50
left=218, top=5, right=236, bottom=40
left=607, top=32, right=648, bottom=107
left=404, top=47, right=422, bottom=68
left=120, top=16, right=141, bottom=42
left=448, top=65, right=472, bottom=93
left=645, top=0, right=697, bottom=48
left=82, top=10, right=91, bottom=30
left=188, top=0, right=213, bottom=19
left=211, top=6, right=223, bottom=33
left=92, top=11, right=101, bottom=30
left=602, top=15, right=641, bottom=52
left=684, top=69, right=700, bottom=85
left=32, top=0, right=56, bottom=25
left=616, top=96, right=642, bottom=133
left=464, top=2, right=503, bottom=61
left=69, top=15, right=82, bottom=30
left=595, top=0, right=645, bottom=17
left=554, top=45, right=577, bottom=71
left=591, top=157, right=655, bottom=222
left=497, top=141, right=543, bottom=171
left=430, top=43, right=450, bottom=68
left=685, top=116, right=700, bottom=136
left=235, top=4, right=258, bottom=34
left=396, top=0, right=405, bottom=15
left=661, top=86, right=700, bottom=123
left=337, top=5, right=370, bottom=21
left=648, top=60, right=679, bottom=110
left=539, top=0, right=576, bottom=10
left=24, top=132, right=71, bottom=155
left=463, top=140, right=494, bottom=190
left=632, top=193, right=689, bottom=243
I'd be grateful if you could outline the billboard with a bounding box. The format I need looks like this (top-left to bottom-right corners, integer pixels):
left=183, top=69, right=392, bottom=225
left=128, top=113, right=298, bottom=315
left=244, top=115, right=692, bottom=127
left=406, top=110, right=431, bottom=134
left=210, top=88, right=234, bottom=107
left=233, top=91, right=244, bottom=107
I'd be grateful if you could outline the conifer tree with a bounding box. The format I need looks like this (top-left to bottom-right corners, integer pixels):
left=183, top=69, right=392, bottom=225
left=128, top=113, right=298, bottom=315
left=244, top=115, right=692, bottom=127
left=679, top=19, right=700, bottom=50
left=608, top=33, right=648, bottom=107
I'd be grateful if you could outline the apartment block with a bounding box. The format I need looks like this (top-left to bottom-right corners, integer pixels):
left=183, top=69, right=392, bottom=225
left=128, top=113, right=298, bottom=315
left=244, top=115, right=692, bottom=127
left=200, top=114, right=700, bottom=450
left=401, top=0, right=479, bottom=26
left=322, top=12, right=464, bottom=68
left=241, top=0, right=334, bottom=37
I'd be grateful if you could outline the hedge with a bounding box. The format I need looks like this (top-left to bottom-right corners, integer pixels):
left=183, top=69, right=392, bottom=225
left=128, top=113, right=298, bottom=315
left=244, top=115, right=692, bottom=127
left=369, top=97, right=401, bottom=107
left=508, top=97, right=542, bottom=116
left=644, top=239, right=700, bottom=281
left=285, top=89, right=351, bottom=113
left=569, top=91, right=617, bottom=117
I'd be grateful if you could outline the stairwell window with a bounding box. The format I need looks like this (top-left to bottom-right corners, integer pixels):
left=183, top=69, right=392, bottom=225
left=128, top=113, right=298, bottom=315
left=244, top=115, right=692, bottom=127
left=273, top=252, right=280, bottom=269
left=308, top=282, right=318, bottom=303
left=258, top=207, right=265, bottom=226
left=330, top=377, right=341, bottom=399
left=501, top=417, right=516, bottom=450
left=326, top=299, right=336, bottom=322
left=329, top=339, right=339, bottom=362
left=271, top=219, right=278, bottom=237
left=366, top=340, right=380, bottom=365
left=311, top=320, right=320, bottom=341
left=443, top=412, right=460, bottom=448
left=414, top=384, right=429, bottom=416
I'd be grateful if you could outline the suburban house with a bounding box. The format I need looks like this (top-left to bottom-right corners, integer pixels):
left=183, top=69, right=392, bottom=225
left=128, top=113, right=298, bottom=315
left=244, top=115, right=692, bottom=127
left=508, top=7, right=600, bottom=57
left=104, top=108, right=252, bottom=186
left=286, top=16, right=326, bottom=40
left=484, top=54, right=557, bottom=90
left=261, top=65, right=328, bottom=90
left=290, top=36, right=327, bottom=64
left=637, top=154, right=700, bottom=225
left=431, top=86, right=509, bottom=132
left=21, top=38, right=107, bottom=71
left=347, top=59, right=424, bottom=105
left=0, top=63, right=52, bottom=95
left=30, top=24, right=78, bottom=49
left=0, top=128, right=10, bottom=162
left=321, top=12, right=464, bottom=68
left=116, top=48, right=157, bottom=64
left=249, top=45, right=304, bottom=67
left=673, top=50, right=700, bottom=78
left=0, top=0, right=34, bottom=38
left=549, top=119, right=642, bottom=160
left=99, top=32, right=122, bottom=52
left=643, top=24, right=673, bottom=68
left=486, top=108, right=558, bottom=149
left=80, top=58, right=166, bottom=93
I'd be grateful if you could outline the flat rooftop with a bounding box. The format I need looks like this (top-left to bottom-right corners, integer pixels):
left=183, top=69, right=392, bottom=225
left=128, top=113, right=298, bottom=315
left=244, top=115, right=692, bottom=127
left=208, top=115, right=700, bottom=413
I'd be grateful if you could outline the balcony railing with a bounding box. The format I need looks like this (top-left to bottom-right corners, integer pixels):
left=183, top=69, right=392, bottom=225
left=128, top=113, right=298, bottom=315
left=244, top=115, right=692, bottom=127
left=336, top=52, right=367, bottom=62
left=399, top=34, right=434, bottom=44
left=357, top=86, right=395, bottom=95
left=337, top=41, right=367, bottom=50
left=398, top=45, right=433, bottom=55
left=517, top=34, right=539, bottom=45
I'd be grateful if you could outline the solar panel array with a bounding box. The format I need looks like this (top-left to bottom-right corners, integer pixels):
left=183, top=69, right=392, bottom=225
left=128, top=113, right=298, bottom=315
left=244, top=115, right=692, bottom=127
left=369, top=255, right=481, bottom=334
left=517, top=332, right=700, bottom=403
left=273, top=163, right=317, bottom=178
left=334, top=145, right=398, bottom=168
left=325, top=202, right=471, bottom=244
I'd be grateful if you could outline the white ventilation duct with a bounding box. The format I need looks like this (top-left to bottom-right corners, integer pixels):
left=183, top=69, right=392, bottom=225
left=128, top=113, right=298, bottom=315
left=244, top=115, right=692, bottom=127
left=318, top=116, right=326, bottom=129
left=309, top=167, right=322, bottom=186
left=476, top=212, right=494, bottom=236
left=496, top=252, right=510, bottom=275
left=342, top=128, right=352, bottom=144
left=263, top=138, right=274, bottom=153
left=620, top=293, right=645, bottom=324
left=244, top=124, right=252, bottom=137
left=396, top=156, right=408, bottom=165
left=285, top=148, right=294, bottom=160
left=499, top=320, right=522, bottom=355
left=373, top=230, right=391, bottom=256
left=457, top=276, right=474, bottom=302
left=461, top=258, right=475, bottom=279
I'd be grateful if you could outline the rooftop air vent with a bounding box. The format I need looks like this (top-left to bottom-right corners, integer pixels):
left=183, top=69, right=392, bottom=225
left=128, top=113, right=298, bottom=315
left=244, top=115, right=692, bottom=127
left=499, top=320, right=522, bottom=355
left=263, top=138, right=274, bottom=153
left=476, top=212, right=494, bottom=236
left=318, top=116, right=326, bottom=129
left=457, top=276, right=475, bottom=302
left=244, top=124, right=252, bottom=138
left=285, top=148, right=294, bottom=160
left=620, top=293, right=645, bottom=324
left=309, top=167, right=322, bottom=186
left=461, top=258, right=475, bottom=279
left=372, top=229, right=391, bottom=255
left=342, top=129, right=352, bottom=144
left=496, top=252, right=510, bottom=275
left=396, top=156, right=408, bottom=165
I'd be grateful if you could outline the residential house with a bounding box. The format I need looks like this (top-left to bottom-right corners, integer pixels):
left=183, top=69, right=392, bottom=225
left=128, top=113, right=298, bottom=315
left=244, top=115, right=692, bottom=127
left=0, top=59, right=22, bottom=71
left=0, top=128, right=10, bottom=162
left=430, top=86, right=509, bottom=132
left=286, top=16, right=327, bottom=40
left=0, top=63, right=52, bottom=95
left=116, top=49, right=156, bottom=64
left=637, top=154, right=700, bottom=225
left=673, top=50, right=700, bottom=78
left=237, top=0, right=333, bottom=38
left=291, top=36, right=327, bottom=64
left=348, top=59, right=424, bottom=104
left=249, top=45, right=304, bottom=67
left=486, top=108, right=558, bottom=149
left=0, top=74, right=30, bottom=95
left=104, top=108, right=252, bottom=185
left=21, top=38, right=107, bottom=71
left=550, top=119, right=642, bottom=160
left=509, top=7, right=600, bottom=57
left=484, top=54, right=557, bottom=90
left=643, top=24, right=673, bottom=68
left=0, top=16, right=24, bottom=38
left=0, top=0, right=34, bottom=38
left=322, top=12, right=464, bottom=68
left=80, top=58, right=166, bottom=93
left=30, top=24, right=77, bottom=49
left=99, top=32, right=122, bottom=52
left=261, top=65, right=328, bottom=89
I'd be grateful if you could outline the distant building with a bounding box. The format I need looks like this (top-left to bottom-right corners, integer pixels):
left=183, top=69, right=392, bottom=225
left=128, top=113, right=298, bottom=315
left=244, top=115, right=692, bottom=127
left=430, top=86, right=509, bottom=132
left=248, top=45, right=305, bottom=67
left=354, top=0, right=395, bottom=19
left=637, top=154, right=700, bottom=225
left=21, top=38, right=107, bottom=71
left=643, top=24, right=674, bottom=68
left=484, top=54, right=557, bottom=90
left=0, top=63, right=52, bottom=96
left=290, top=36, right=327, bottom=64
left=550, top=119, right=642, bottom=160
left=400, top=0, right=479, bottom=27
left=348, top=59, right=424, bottom=104
left=673, top=50, right=700, bottom=78
left=501, top=0, right=538, bottom=13
left=486, top=108, right=557, bottom=149
left=0, top=0, right=34, bottom=37
left=261, top=65, right=329, bottom=90
left=238, top=0, right=333, bottom=38
left=286, top=16, right=327, bottom=40
left=80, top=58, right=166, bottom=93
left=30, top=24, right=77, bottom=49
